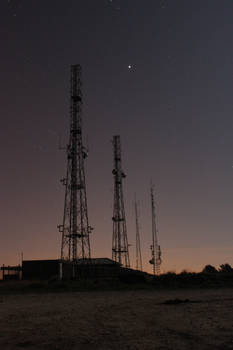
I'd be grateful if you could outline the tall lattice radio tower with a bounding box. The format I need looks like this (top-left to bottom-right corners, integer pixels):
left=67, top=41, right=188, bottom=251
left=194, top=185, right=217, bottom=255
left=149, top=186, right=162, bottom=275
left=112, top=135, right=130, bottom=267
left=58, top=64, right=92, bottom=261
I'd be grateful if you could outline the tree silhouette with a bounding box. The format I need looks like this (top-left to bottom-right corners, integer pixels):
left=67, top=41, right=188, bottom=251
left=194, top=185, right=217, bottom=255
left=202, top=265, right=218, bottom=274
left=219, top=263, right=233, bottom=273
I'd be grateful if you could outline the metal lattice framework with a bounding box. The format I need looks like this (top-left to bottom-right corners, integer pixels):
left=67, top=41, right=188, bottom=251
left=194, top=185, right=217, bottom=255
left=58, top=64, right=92, bottom=261
left=112, top=135, right=130, bottom=267
left=149, top=186, right=162, bottom=275
left=134, top=197, right=143, bottom=271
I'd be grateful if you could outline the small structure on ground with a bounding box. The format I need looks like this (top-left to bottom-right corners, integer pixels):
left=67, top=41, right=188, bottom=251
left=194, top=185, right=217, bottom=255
left=22, top=258, right=121, bottom=280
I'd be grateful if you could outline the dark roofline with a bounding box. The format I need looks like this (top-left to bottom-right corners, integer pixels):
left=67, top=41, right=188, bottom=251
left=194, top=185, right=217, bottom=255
left=22, top=258, right=121, bottom=266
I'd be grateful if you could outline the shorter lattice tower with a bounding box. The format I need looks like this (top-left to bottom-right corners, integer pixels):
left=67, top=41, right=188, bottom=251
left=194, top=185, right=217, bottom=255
left=149, top=186, right=162, bottom=275
left=112, top=135, right=130, bottom=267
left=134, top=196, right=143, bottom=271
left=58, top=64, right=92, bottom=262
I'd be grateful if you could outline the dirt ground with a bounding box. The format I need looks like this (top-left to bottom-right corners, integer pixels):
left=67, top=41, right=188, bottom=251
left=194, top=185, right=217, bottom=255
left=0, top=288, right=233, bottom=350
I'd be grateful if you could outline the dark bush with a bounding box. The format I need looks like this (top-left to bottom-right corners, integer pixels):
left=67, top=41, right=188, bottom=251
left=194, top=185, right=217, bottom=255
left=218, top=263, right=233, bottom=273
left=202, top=265, right=218, bottom=274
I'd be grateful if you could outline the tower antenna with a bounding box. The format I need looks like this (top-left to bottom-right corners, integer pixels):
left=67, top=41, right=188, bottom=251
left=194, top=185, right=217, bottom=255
left=58, top=64, right=92, bottom=262
left=134, top=196, right=143, bottom=271
left=112, top=135, right=130, bottom=267
left=149, top=185, right=162, bottom=275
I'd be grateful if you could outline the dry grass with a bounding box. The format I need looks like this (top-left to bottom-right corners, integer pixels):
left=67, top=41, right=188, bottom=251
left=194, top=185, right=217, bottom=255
left=0, top=288, right=233, bottom=349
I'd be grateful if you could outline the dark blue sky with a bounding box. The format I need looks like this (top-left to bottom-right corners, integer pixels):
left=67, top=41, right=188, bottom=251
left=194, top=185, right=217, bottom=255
left=1, top=0, right=233, bottom=272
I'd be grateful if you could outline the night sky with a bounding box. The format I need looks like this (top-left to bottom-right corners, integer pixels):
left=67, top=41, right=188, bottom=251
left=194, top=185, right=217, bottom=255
left=1, top=0, right=233, bottom=273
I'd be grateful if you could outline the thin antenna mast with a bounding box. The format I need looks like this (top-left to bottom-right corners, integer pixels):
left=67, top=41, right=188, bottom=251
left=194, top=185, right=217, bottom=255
left=134, top=196, right=143, bottom=271
left=112, top=135, right=130, bottom=267
left=149, top=186, right=162, bottom=275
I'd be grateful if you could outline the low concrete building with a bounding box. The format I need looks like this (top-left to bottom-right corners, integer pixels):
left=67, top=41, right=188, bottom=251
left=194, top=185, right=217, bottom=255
left=22, top=260, right=60, bottom=280
left=22, top=258, right=121, bottom=280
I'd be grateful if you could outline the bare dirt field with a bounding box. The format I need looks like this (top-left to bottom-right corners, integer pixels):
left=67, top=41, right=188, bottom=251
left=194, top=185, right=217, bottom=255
left=0, top=288, right=233, bottom=350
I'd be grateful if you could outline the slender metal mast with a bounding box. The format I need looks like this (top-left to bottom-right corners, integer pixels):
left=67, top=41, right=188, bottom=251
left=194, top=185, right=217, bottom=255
left=134, top=197, right=143, bottom=271
left=59, top=64, right=92, bottom=261
left=112, top=135, right=130, bottom=267
left=149, top=186, right=162, bottom=275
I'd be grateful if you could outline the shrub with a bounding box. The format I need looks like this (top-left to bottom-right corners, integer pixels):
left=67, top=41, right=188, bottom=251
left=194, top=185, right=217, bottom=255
left=218, top=263, right=233, bottom=273
left=202, top=265, right=218, bottom=274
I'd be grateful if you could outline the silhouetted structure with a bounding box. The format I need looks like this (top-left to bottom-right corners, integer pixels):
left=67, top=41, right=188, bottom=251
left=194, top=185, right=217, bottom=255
left=134, top=197, right=143, bottom=270
left=0, top=265, right=21, bottom=280
left=112, top=135, right=130, bottom=267
left=149, top=186, right=162, bottom=275
left=22, top=260, right=60, bottom=280
left=58, top=65, right=92, bottom=262
left=22, top=259, right=121, bottom=280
